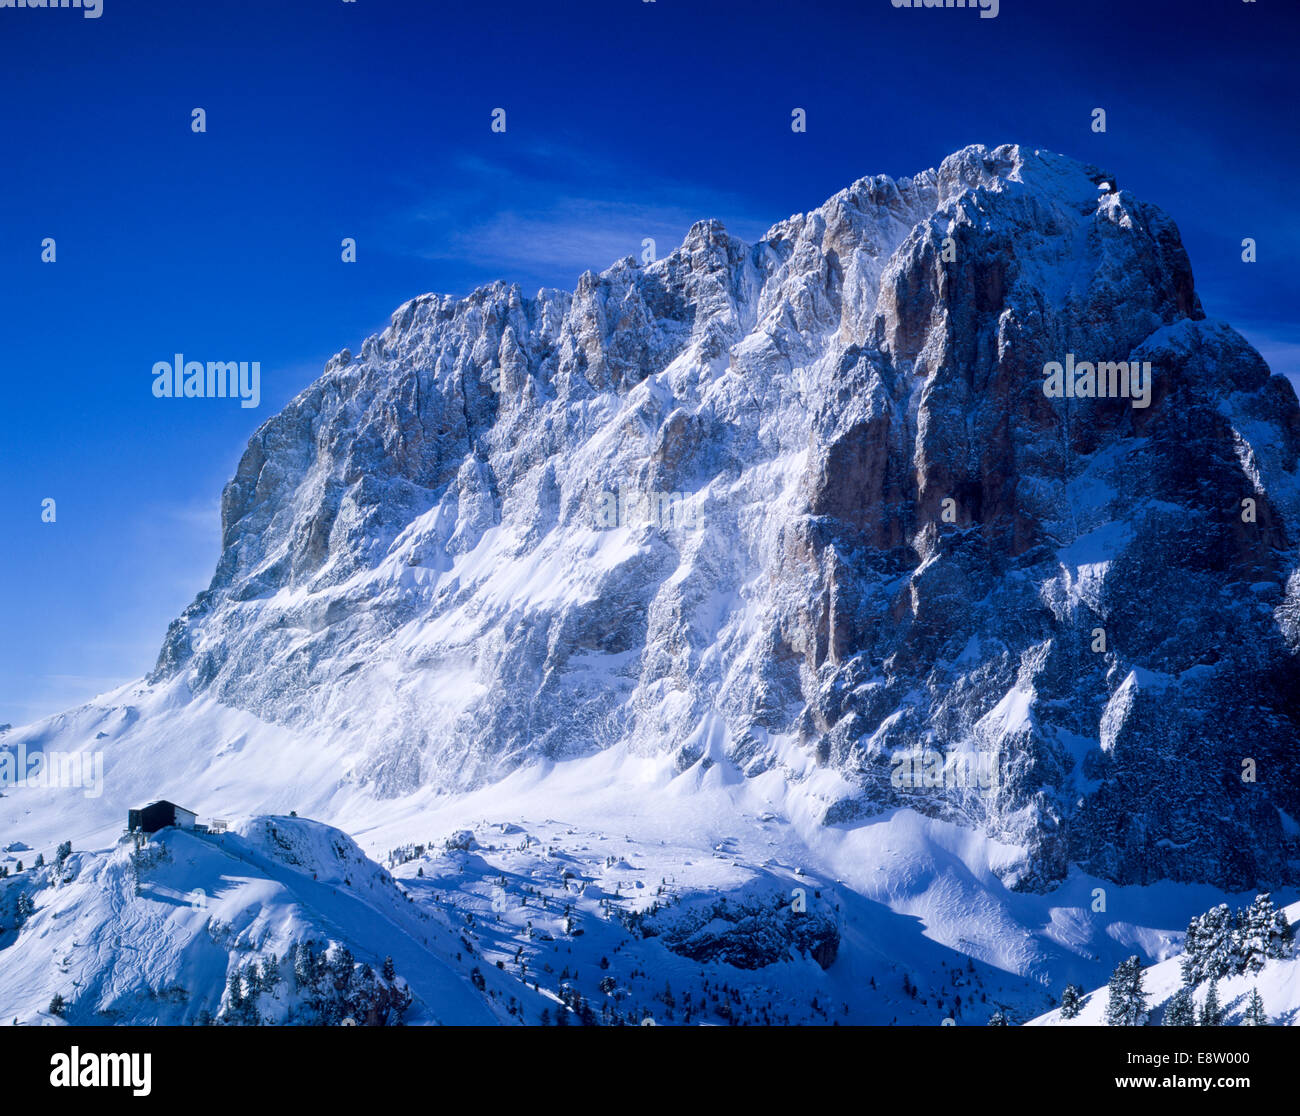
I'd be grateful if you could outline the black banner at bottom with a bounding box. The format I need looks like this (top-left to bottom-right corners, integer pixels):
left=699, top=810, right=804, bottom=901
left=1, top=1023, right=1288, bottom=1102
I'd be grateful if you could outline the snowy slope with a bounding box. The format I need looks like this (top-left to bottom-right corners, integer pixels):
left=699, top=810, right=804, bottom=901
left=0, top=816, right=534, bottom=1025
left=2, top=744, right=1293, bottom=1025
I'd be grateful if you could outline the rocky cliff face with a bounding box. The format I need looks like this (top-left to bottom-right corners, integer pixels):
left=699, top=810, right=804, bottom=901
left=152, top=144, right=1300, bottom=893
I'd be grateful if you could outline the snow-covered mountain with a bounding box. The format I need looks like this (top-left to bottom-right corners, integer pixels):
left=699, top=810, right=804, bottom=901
left=3, top=143, right=1298, bottom=1024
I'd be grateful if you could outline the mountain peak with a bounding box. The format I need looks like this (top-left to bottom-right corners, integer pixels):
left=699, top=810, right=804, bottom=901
left=59, top=145, right=1300, bottom=895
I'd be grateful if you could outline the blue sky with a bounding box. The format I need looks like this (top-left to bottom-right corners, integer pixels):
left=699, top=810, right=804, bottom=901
left=2, top=0, right=1296, bottom=724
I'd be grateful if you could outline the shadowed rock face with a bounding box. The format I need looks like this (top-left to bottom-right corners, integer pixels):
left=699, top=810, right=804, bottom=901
left=644, top=892, right=840, bottom=971
left=152, top=144, right=1300, bottom=893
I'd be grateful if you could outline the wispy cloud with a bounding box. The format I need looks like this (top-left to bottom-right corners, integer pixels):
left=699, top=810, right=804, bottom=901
left=384, top=141, right=777, bottom=295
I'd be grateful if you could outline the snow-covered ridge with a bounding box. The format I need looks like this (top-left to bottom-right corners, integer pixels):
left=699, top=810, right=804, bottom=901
left=0, top=815, right=525, bottom=1025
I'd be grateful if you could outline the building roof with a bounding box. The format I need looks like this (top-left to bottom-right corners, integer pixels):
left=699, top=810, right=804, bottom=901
left=133, top=799, right=196, bottom=814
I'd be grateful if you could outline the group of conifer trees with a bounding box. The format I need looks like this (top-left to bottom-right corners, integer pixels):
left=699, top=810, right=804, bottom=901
left=1055, top=894, right=1293, bottom=1026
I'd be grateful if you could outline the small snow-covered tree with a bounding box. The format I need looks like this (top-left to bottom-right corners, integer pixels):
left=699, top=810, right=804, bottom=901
left=1181, top=912, right=1204, bottom=985
left=1205, top=904, right=1242, bottom=978
left=1182, top=904, right=1241, bottom=984
left=260, top=953, right=280, bottom=991
left=1268, top=907, right=1295, bottom=961
left=226, top=970, right=244, bottom=1009
left=1059, top=984, right=1084, bottom=1020
left=1199, top=980, right=1223, bottom=1027
left=1163, top=986, right=1195, bottom=1027
left=292, top=941, right=316, bottom=990
left=226, top=962, right=263, bottom=1025
left=1242, top=987, right=1268, bottom=1026
left=1104, top=956, right=1148, bottom=1026
left=1240, top=894, right=1279, bottom=974
left=331, top=944, right=354, bottom=990
left=987, top=1010, right=1009, bottom=1026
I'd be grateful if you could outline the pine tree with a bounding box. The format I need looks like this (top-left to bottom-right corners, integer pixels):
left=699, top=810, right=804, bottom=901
left=1190, top=910, right=1232, bottom=978
left=235, top=964, right=261, bottom=1025
left=1163, top=986, right=1195, bottom=1026
left=260, top=953, right=280, bottom=990
left=1198, top=980, right=1222, bottom=1026
left=1104, top=956, right=1148, bottom=1026
left=1059, top=984, right=1084, bottom=1019
left=1219, top=905, right=1246, bottom=976
left=48, top=993, right=65, bottom=1017
left=397, top=979, right=413, bottom=1018
left=1242, top=987, right=1268, bottom=1026
left=34, top=853, right=44, bottom=868
left=226, top=970, right=244, bottom=1010
left=332, top=944, right=354, bottom=987
left=1181, top=912, right=1205, bottom=985
left=1104, top=960, right=1125, bottom=1025
left=1268, top=907, right=1295, bottom=961
left=292, top=941, right=317, bottom=990
left=1240, top=894, right=1277, bottom=974
left=382, top=955, right=397, bottom=983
